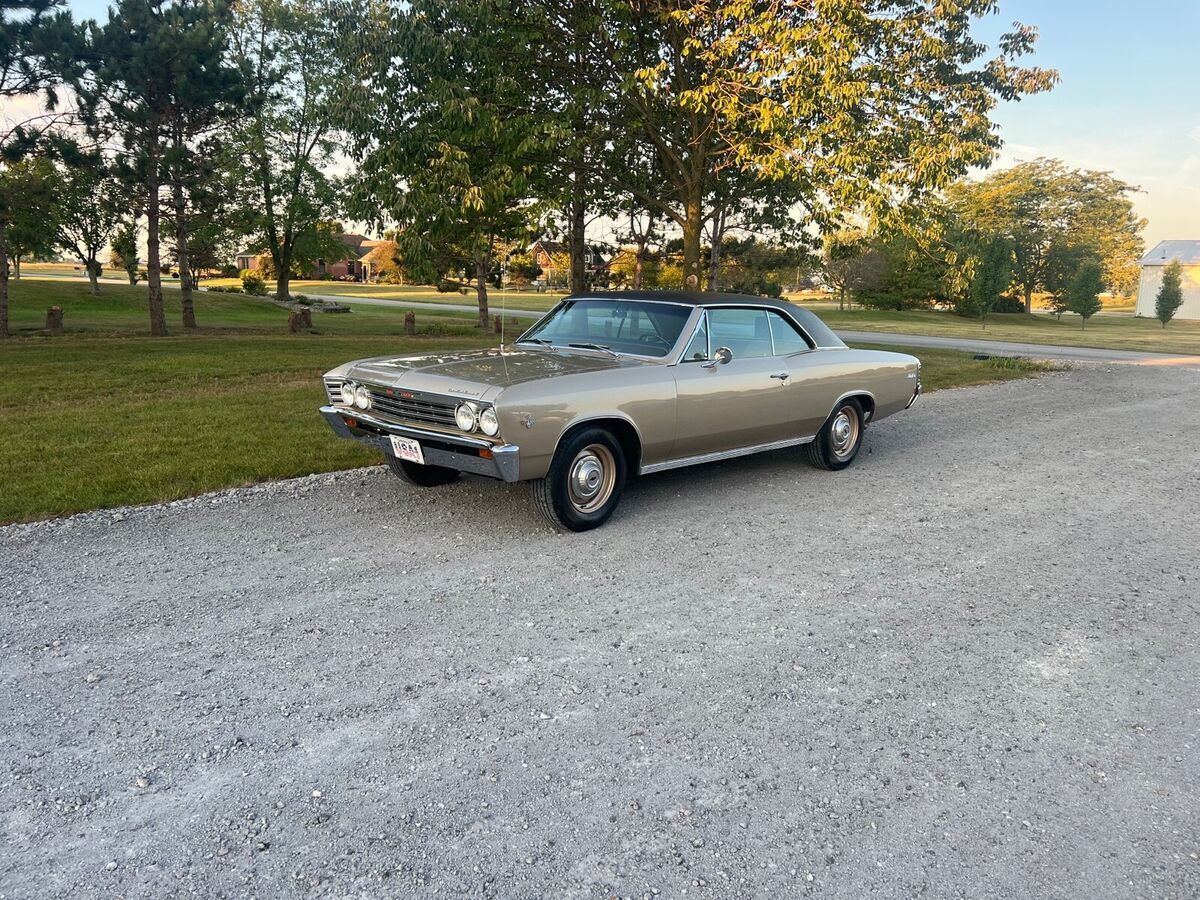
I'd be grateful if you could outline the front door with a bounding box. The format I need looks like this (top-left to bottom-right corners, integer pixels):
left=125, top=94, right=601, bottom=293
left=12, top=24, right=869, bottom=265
left=670, top=308, right=800, bottom=458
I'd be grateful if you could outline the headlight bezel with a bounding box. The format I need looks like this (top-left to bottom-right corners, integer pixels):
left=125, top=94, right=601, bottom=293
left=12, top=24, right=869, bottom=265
left=353, top=384, right=372, bottom=410
left=338, top=380, right=357, bottom=406
left=454, top=402, right=479, bottom=433
left=478, top=406, right=500, bottom=436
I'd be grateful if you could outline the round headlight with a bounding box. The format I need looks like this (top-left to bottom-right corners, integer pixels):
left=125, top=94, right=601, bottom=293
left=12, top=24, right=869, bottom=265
left=454, top=402, right=478, bottom=432
left=478, top=406, right=499, bottom=436
left=354, top=384, right=372, bottom=410
left=339, top=381, right=356, bottom=406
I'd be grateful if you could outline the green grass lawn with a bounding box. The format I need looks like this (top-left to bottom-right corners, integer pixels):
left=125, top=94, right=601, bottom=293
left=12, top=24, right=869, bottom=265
left=1, top=278, right=1050, bottom=523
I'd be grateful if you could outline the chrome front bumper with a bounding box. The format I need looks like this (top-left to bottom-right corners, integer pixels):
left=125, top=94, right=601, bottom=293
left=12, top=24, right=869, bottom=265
left=319, top=406, right=521, bottom=482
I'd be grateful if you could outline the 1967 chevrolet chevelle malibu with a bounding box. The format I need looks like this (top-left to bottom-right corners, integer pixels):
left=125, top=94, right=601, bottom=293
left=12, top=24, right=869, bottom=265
left=320, top=291, right=920, bottom=531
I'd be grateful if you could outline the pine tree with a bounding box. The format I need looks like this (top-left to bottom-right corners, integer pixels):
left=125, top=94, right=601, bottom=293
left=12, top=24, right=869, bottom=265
left=1155, top=259, right=1184, bottom=327
left=1066, top=259, right=1104, bottom=329
left=77, top=0, right=177, bottom=336
left=0, top=0, right=79, bottom=337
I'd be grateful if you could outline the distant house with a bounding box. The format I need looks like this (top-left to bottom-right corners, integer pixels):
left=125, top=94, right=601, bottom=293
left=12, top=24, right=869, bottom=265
left=234, top=233, right=388, bottom=282
left=528, top=239, right=609, bottom=287
left=1135, top=240, right=1200, bottom=320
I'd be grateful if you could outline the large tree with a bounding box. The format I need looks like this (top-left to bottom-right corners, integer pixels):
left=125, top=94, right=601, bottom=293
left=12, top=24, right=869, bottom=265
left=0, top=156, right=59, bottom=287
left=52, top=153, right=122, bottom=294
left=0, top=0, right=79, bottom=337
left=341, top=0, right=547, bottom=327
left=227, top=0, right=340, bottom=304
left=947, top=158, right=1145, bottom=312
left=161, top=0, right=241, bottom=328
left=78, top=0, right=181, bottom=336
left=607, top=0, right=1056, bottom=286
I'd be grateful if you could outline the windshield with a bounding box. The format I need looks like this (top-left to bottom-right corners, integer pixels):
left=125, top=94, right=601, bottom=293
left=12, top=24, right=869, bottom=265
left=518, top=298, right=692, bottom=358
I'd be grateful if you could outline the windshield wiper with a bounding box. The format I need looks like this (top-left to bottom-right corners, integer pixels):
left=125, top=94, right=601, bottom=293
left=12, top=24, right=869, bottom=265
left=517, top=337, right=554, bottom=347
left=568, top=342, right=618, bottom=358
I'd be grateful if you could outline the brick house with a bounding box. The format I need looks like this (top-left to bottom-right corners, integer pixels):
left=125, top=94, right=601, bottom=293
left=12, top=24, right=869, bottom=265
left=235, top=233, right=388, bottom=281
left=527, top=239, right=609, bottom=287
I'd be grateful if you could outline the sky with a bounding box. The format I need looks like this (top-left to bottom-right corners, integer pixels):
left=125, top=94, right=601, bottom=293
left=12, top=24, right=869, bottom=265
left=24, top=0, right=1200, bottom=249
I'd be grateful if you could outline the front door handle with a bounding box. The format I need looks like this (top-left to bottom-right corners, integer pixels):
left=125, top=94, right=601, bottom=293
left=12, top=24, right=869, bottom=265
left=770, top=372, right=789, bottom=381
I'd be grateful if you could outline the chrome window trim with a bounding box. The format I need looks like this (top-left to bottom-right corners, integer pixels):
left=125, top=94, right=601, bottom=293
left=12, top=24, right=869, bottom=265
left=514, top=297, right=698, bottom=362
left=640, top=434, right=815, bottom=475
left=702, top=303, right=819, bottom=354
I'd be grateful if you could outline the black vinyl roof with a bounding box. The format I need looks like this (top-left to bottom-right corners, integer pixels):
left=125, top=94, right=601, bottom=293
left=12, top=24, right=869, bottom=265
left=565, top=290, right=846, bottom=349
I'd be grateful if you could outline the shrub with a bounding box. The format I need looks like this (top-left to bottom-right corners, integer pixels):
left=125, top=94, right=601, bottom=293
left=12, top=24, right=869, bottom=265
left=240, top=269, right=267, bottom=296
left=437, top=279, right=460, bottom=293
left=292, top=294, right=313, bottom=305
left=992, top=295, right=1024, bottom=313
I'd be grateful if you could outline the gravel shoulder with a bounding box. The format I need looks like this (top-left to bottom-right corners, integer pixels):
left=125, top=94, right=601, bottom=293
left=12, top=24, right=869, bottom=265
left=2, top=364, right=1199, bottom=899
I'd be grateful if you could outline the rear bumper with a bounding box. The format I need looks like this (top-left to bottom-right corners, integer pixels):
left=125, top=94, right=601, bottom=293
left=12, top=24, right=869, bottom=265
left=319, top=406, right=521, bottom=482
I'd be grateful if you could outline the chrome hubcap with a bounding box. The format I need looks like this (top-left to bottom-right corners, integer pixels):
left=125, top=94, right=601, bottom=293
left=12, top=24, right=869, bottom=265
left=830, top=408, right=859, bottom=459
left=567, top=445, right=616, bottom=513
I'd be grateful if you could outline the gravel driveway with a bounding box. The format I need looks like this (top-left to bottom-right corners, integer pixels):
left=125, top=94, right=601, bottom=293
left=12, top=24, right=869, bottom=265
left=2, top=364, right=1198, bottom=899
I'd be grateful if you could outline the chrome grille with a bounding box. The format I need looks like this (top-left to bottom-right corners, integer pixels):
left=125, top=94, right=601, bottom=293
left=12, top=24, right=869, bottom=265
left=366, top=387, right=458, bottom=427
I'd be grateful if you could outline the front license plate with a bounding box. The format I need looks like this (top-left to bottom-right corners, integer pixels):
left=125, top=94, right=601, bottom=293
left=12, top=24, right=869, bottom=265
left=389, top=435, right=424, bottom=465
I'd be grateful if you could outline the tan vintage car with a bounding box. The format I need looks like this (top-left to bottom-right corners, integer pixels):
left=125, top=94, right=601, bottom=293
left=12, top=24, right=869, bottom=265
left=320, top=291, right=921, bottom=531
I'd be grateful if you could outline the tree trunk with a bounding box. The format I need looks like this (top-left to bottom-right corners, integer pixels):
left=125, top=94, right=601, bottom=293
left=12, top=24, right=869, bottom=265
left=274, top=251, right=290, bottom=303
left=475, top=253, right=490, bottom=328
left=569, top=175, right=587, bottom=293
left=86, top=260, right=100, bottom=295
left=681, top=189, right=703, bottom=290
left=708, top=206, right=725, bottom=291
left=173, top=179, right=196, bottom=329
left=13, top=256, right=19, bottom=279
left=145, top=150, right=169, bottom=337
left=1023, top=283, right=1033, bottom=314
left=633, top=238, right=645, bottom=290
left=0, top=225, right=9, bottom=338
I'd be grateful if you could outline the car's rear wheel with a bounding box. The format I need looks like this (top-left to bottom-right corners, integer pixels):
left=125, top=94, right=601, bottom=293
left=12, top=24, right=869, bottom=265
left=530, top=427, right=627, bottom=531
left=386, top=454, right=460, bottom=486
left=806, top=398, right=864, bottom=471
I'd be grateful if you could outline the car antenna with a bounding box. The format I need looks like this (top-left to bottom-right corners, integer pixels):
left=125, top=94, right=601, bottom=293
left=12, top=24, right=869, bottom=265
left=497, top=251, right=510, bottom=380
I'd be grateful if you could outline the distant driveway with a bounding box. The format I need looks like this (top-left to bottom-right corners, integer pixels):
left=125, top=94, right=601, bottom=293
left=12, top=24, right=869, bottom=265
left=3, top=364, right=1199, bottom=898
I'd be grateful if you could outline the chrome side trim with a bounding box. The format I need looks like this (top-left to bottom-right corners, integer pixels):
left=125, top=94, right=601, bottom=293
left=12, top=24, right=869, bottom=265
left=640, top=435, right=814, bottom=476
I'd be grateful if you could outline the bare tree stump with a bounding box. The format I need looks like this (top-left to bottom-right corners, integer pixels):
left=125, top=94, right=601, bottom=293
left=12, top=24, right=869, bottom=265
left=404, top=311, right=416, bottom=335
left=288, top=308, right=312, bottom=332
left=493, top=315, right=502, bottom=335
left=45, top=306, right=64, bottom=335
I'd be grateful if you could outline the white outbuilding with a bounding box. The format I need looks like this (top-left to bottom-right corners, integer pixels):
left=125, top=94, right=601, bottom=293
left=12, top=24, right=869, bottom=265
left=1135, top=240, right=1200, bottom=320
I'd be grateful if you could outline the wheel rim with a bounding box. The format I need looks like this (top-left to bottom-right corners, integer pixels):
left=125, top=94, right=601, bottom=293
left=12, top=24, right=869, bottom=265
left=567, top=444, right=616, bottom=513
left=829, top=406, right=859, bottom=460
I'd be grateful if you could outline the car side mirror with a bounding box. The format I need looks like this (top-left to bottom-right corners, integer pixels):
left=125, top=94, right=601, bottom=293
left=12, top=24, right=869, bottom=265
left=703, top=347, right=733, bottom=369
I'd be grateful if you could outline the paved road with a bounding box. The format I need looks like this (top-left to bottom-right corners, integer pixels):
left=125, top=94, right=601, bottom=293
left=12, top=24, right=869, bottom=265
left=3, top=364, right=1198, bottom=898
left=836, top=329, right=1200, bottom=363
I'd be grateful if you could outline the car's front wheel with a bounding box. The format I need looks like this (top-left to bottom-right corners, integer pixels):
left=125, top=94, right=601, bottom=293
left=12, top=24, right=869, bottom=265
left=806, top=398, right=864, bottom=470
left=386, top=454, right=460, bottom=486
left=530, top=426, right=627, bottom=532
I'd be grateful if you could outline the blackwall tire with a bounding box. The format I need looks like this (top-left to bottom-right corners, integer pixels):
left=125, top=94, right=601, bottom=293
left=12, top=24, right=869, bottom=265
left=530, top=427, right=627, bottom=532
left=806, top=398, right=865, bottom=471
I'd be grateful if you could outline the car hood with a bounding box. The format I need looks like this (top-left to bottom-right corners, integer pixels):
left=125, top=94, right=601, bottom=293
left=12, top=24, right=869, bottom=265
left=340, top=346, right=649, bottom=401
